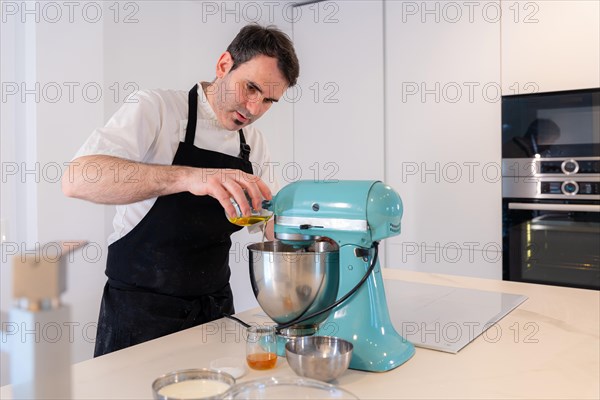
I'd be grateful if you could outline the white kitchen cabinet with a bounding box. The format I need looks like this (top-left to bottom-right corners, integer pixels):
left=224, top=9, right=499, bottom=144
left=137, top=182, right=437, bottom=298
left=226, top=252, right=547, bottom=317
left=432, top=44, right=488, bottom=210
left=501, top=0, right=600, bottom=94
left=291, top=0, right=385, bottom=182
left=384, top=0, right=502, bottom=278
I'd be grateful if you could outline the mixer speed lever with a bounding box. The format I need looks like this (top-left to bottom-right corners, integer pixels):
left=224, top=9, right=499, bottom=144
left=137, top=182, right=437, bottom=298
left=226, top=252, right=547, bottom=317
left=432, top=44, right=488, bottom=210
left=299, top=224, right=323, bottom=229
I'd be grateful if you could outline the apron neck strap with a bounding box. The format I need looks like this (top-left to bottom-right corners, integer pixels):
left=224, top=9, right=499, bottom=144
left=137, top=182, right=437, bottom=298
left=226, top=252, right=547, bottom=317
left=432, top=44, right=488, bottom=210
left=238, top=129, right=251, bottom=162
left=186, top=84, right=252, bottom=162
left=185, top=84, right=199, bottom=145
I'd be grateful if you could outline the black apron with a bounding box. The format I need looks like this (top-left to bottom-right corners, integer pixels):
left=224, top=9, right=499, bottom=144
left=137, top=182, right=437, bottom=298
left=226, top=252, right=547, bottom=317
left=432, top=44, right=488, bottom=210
left=94, top=84, right=253, bottom=357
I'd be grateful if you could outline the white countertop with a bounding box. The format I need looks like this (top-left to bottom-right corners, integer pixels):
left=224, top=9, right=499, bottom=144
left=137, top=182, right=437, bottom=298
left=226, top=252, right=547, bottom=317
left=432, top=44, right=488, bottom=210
left=2, top=269, right=599, bottom=399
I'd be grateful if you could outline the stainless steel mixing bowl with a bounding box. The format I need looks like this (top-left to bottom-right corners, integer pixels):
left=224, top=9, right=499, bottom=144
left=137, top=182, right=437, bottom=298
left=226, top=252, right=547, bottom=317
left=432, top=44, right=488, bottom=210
left=248, top=241, right=339, bottom=328
left=285, top=336, right=353, bottom=382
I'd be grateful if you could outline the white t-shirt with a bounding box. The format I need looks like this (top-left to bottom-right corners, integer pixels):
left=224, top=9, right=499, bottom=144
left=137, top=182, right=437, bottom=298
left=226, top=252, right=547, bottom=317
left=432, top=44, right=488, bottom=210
left=74, top=83, right=279, bottom=245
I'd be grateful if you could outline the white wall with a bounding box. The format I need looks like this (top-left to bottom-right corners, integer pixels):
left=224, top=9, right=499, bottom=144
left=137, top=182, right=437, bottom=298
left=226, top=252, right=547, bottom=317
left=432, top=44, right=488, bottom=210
left=290, top=0, right=388, bottom=262
left=292, top=0, right=385, bottom=181
left=287, top=0, right=504, bottom=277
left=384, top=0, right=502, bottom=278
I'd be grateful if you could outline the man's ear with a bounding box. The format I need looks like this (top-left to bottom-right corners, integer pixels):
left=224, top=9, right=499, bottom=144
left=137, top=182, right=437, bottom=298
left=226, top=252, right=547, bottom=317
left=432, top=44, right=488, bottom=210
left=215, top=51, right=234, bottom=78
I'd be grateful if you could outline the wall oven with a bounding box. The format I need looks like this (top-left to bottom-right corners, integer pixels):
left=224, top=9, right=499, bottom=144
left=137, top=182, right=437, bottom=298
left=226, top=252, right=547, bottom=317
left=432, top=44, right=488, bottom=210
left=502, top=89, right=600, bottom=290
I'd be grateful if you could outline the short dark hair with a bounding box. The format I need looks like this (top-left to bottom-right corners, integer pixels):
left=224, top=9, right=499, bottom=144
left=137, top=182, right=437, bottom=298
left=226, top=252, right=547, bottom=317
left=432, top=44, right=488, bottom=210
left=227, top=24, right=300, bottom=87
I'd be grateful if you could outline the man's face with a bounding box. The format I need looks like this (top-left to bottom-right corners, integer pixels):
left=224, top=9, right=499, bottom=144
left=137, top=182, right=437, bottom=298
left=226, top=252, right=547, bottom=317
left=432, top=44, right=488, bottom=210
left=209, top=53, right=288, bottom=131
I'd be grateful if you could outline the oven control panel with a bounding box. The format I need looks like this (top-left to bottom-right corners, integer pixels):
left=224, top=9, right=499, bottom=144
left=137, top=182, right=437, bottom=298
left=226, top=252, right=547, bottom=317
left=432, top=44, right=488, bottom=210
left=502, top=157, right=600, bottom=178
left=539, top=159, right=600, bottom=175
left=541, top=181, right=600, bottom=195
left=503, top=157, right=600, bottom=199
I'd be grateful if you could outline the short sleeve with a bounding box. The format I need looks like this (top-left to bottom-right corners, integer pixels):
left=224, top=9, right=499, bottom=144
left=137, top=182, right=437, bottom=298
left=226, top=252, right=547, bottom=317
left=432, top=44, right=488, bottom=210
left=73, top=91, right=162, bottom=162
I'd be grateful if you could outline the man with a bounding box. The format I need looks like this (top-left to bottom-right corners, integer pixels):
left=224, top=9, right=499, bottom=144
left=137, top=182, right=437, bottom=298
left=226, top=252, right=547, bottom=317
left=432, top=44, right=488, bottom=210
left=62, top=24, right=300, bottom=356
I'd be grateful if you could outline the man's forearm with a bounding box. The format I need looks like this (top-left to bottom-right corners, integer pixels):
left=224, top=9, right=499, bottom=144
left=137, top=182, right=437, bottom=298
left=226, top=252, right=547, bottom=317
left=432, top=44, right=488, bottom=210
left=62, top=155, right=190, bottom=205
left=62, top=155, right=273, bottom=220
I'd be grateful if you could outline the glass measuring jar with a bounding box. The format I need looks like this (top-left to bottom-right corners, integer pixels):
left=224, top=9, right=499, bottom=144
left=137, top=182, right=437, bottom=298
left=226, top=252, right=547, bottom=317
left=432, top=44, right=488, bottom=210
left=227, top=192, right=273, bottom=227
left=245, top=325, right=277, bottom=370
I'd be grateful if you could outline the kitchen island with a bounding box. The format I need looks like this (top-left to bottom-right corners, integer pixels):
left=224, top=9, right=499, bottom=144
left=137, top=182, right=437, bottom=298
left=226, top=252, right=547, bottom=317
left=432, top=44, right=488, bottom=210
left=2, top=269, right=598, bottom=399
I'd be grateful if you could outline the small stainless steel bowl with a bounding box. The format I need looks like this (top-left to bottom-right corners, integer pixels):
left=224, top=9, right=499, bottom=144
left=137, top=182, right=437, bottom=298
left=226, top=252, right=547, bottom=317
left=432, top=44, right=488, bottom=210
left=152, top=368, right=235, bottom=400
left=285, top=336, right=353, bottom=382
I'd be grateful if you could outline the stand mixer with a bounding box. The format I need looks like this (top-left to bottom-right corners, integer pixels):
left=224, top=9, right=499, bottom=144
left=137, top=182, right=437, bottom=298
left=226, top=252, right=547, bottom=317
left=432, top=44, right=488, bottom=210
left=248, top=180, right=415, bottom=372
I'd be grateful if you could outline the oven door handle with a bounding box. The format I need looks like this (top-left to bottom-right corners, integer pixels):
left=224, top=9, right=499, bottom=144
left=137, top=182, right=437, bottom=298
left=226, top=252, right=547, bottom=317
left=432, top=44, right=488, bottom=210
left=508, top=203, right=600, bottom=212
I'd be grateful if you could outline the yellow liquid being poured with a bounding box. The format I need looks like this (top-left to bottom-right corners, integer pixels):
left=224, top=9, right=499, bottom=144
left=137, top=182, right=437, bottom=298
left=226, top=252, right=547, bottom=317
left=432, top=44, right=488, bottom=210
left=261, top=218, right=268, bottom=246
left=228, top=215, right=272, bottom=226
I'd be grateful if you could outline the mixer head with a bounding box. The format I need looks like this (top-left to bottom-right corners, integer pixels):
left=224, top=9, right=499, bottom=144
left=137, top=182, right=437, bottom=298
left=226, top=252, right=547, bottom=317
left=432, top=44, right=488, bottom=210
left=263, top=180, right=403, bottom=246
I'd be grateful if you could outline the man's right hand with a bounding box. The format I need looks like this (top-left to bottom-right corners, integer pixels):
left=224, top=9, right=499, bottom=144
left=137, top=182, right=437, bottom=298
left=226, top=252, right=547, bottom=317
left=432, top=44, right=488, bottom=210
left=185, top=167, right=271, bottom=219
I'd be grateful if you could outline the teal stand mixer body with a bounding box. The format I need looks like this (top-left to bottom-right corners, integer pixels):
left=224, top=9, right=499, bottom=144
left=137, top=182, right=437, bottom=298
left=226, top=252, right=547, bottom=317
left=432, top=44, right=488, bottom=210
left=260, top=180, right=415, bottom=372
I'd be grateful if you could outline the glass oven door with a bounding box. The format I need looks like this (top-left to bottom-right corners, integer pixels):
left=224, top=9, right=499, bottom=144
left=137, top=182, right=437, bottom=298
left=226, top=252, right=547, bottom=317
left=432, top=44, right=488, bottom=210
left=503, top=201, right=600, bottom=290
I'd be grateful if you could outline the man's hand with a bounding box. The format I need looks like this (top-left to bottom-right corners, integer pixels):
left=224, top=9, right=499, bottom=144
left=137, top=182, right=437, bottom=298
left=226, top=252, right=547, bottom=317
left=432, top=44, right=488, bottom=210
left=185, top=167, right=271, bottom=219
